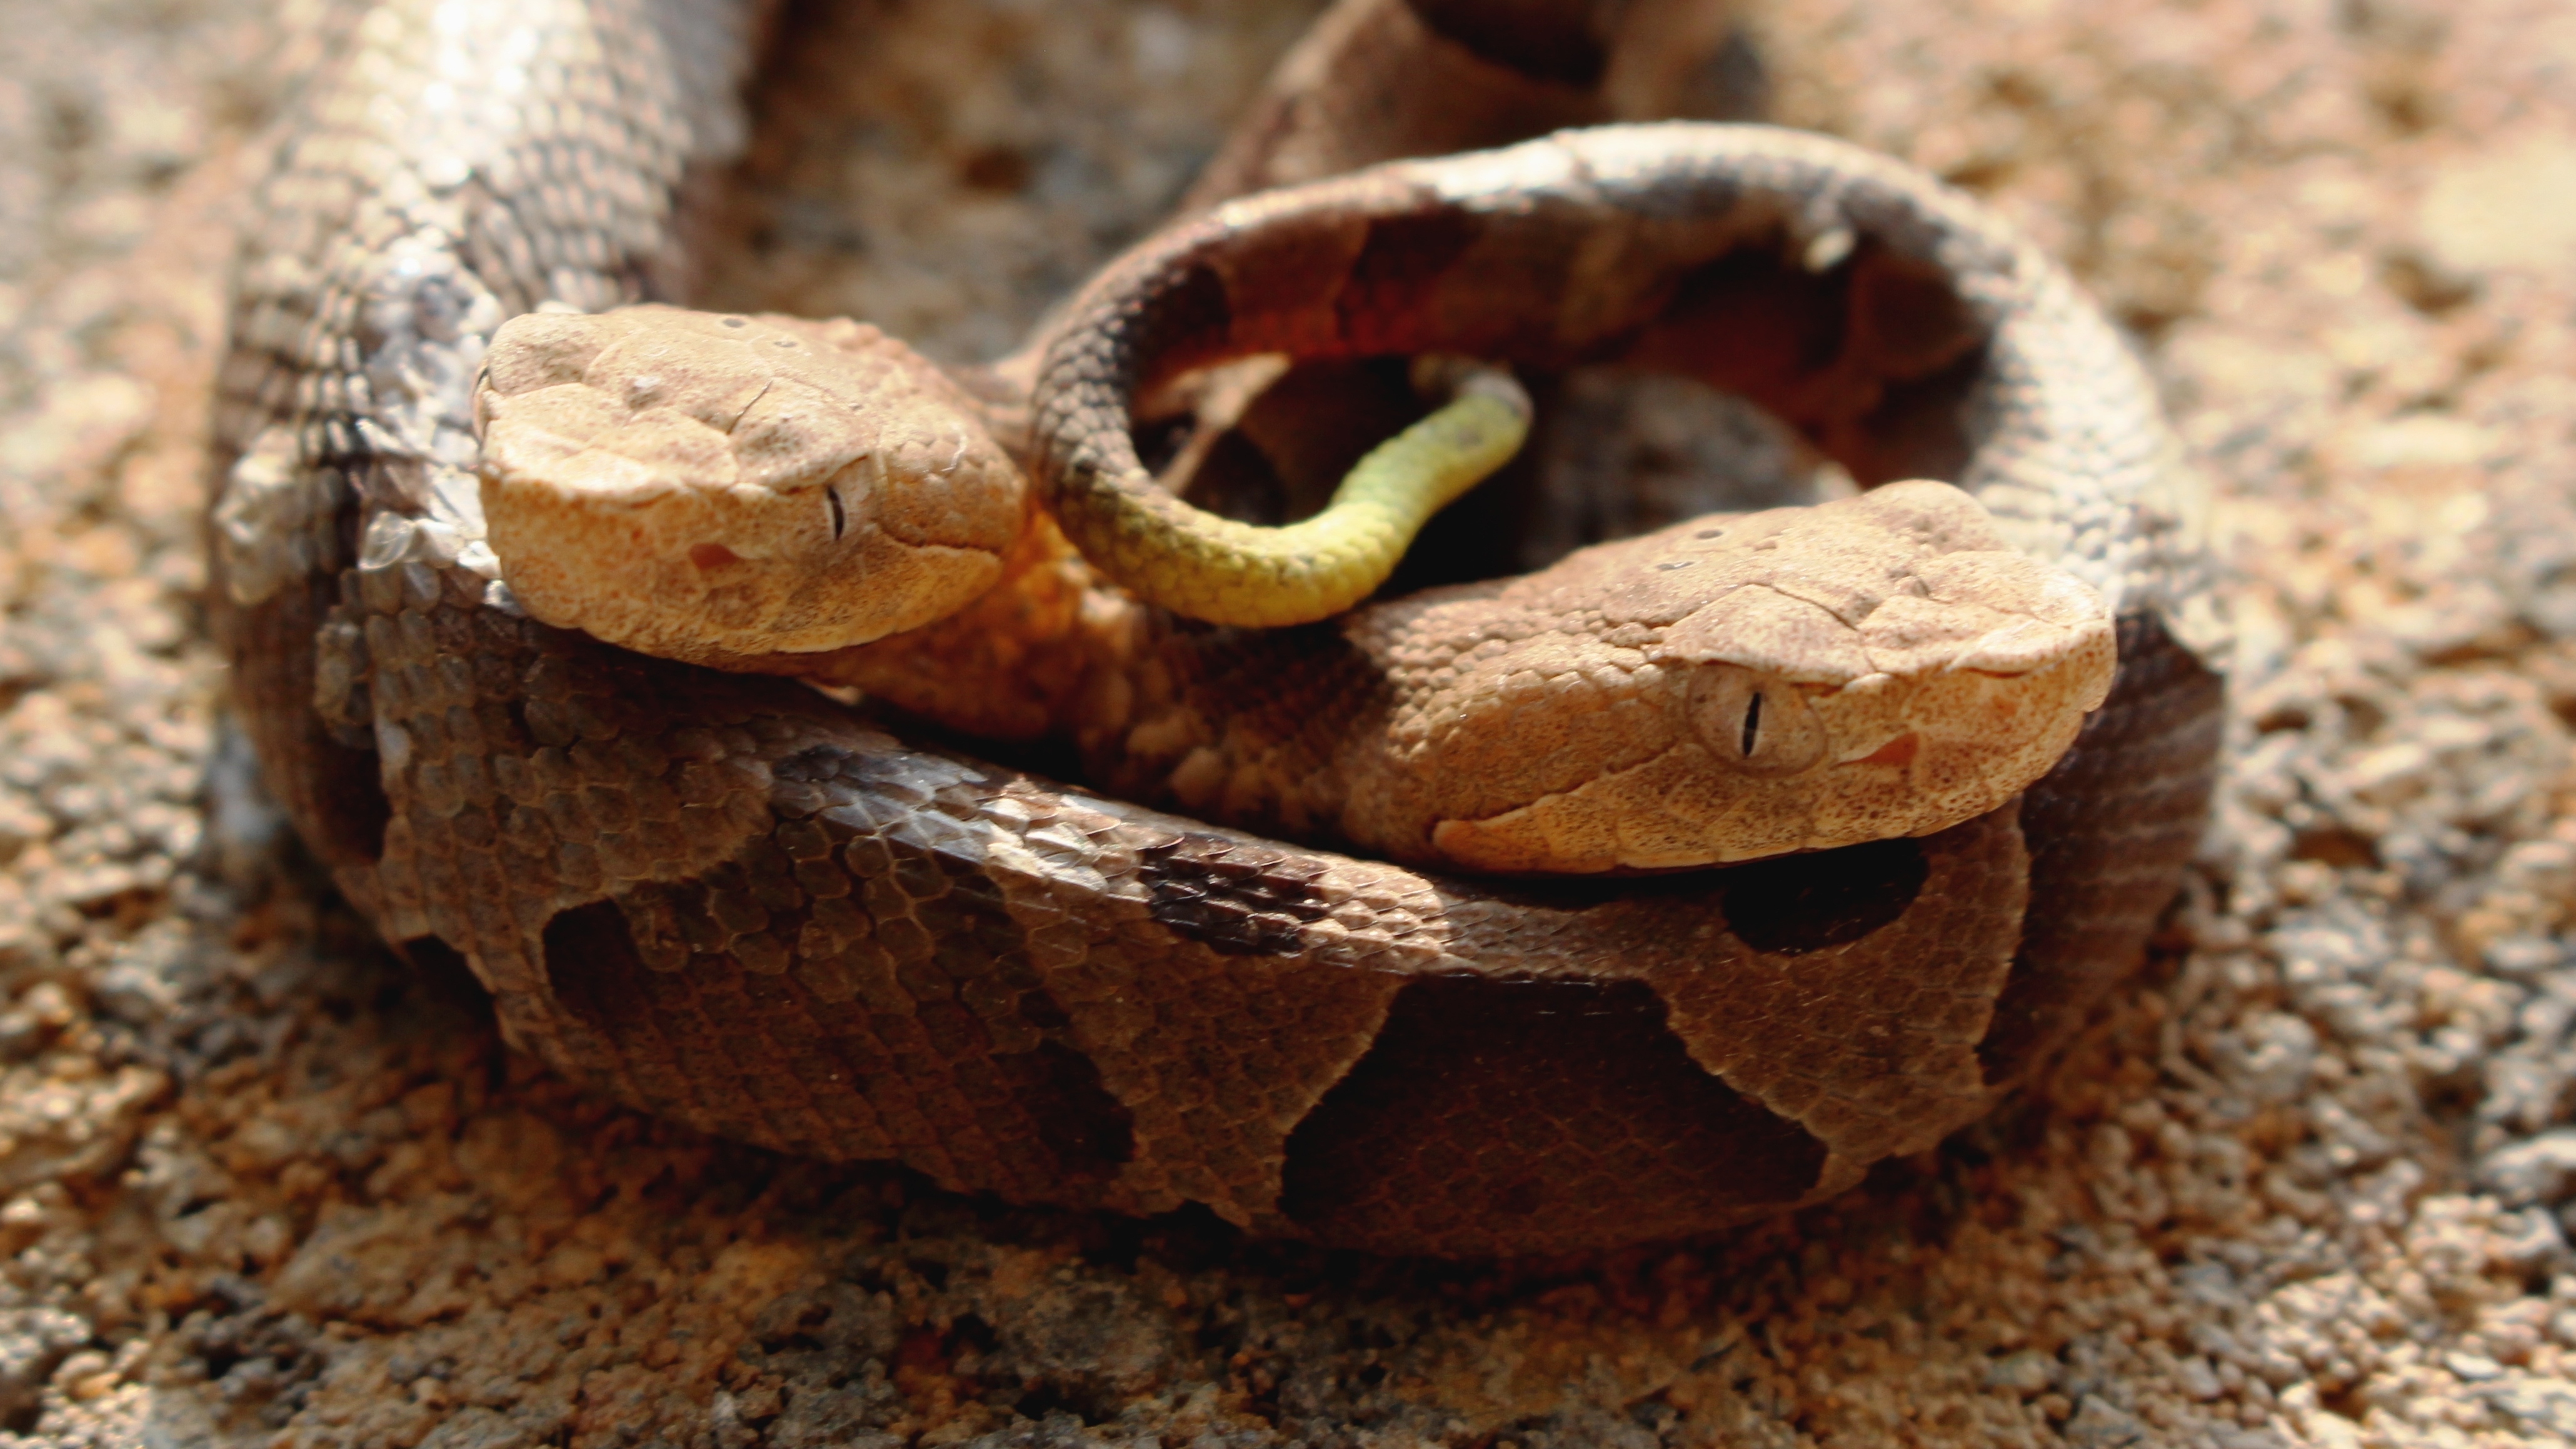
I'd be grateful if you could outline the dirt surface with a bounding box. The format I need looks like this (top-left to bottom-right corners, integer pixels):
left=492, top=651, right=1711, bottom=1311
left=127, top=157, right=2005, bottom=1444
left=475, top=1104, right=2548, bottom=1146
left=7, top=0, right=2576, bottom=1444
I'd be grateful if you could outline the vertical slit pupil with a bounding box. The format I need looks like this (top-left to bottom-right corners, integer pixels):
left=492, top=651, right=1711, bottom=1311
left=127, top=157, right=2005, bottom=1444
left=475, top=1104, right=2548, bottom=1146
left=1741, top=691, right=1763, bottom=757
left=826, top=488, right=847, bottom=538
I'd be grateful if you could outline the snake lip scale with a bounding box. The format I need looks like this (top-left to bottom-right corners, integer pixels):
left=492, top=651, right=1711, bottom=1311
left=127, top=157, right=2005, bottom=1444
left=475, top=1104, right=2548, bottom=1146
left=208, top=0, right=2225, bottom=1257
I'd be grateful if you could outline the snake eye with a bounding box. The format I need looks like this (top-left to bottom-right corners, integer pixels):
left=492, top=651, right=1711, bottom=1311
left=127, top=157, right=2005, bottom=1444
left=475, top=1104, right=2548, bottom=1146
left=1687, top=665, right=1825, bottom=775
left=824, top=486, right=848, bottom=539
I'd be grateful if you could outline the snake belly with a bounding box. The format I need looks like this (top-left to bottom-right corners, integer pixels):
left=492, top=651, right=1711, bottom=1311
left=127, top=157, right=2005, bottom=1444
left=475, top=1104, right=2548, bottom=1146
left=207, top=0, right=2225, bottom=1256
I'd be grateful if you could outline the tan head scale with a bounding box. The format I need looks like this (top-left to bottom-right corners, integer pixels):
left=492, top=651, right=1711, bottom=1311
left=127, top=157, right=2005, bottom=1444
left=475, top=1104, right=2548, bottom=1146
left=473, top=305, right=1025, bottom=666
left=1341, top=479, right=2116, bottom=873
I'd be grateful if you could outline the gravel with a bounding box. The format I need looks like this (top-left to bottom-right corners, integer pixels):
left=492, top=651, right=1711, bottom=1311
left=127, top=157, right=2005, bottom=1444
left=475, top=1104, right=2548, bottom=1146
left=6, top=0, right=2576, bottom=1444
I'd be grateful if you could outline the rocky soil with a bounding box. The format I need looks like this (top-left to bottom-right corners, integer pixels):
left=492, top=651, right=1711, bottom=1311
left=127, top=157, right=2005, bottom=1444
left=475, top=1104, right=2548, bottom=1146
left=5, top=0, right=2576, bottom=1445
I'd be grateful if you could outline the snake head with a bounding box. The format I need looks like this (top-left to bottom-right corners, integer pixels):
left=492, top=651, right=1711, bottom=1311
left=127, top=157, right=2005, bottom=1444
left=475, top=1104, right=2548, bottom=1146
left=474, top=304, right=1025, bottom=666
left=1359, top=479, right=2118, bottom=873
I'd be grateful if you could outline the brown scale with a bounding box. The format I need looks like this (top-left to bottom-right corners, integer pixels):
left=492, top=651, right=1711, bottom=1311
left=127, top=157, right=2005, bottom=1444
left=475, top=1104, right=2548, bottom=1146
left=206, top=0, right=2222, bottom=1256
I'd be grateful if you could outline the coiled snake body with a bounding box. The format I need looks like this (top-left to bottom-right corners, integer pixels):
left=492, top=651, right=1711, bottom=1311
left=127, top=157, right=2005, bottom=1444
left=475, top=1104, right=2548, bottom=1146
left=210, top=0, right=2224, bottom=1256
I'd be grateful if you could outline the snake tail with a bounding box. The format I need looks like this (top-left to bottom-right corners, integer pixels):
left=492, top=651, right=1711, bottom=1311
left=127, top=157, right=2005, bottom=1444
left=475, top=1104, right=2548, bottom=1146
left=1086, top=359, right=1532, bottom=627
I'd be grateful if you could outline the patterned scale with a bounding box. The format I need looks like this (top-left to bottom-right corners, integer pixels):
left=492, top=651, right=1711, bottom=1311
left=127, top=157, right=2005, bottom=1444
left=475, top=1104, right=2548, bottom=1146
left=209, top=0, right=2223, bottom=1255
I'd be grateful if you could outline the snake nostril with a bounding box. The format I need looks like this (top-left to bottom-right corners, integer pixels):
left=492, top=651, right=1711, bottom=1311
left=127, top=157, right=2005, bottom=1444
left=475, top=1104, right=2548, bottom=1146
left=689, top=542, right=743, bottom=571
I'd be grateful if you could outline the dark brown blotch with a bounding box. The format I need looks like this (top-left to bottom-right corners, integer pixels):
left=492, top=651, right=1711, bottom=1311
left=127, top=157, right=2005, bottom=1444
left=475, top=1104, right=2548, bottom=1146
left=1335, top=208, right=1490, bottom=353
left=541, top=865, right=1138, bottom=1191
left=1137, top=835, right=1335, bottom=956
left=1404, top=0, right=1614, bottom=88
left=1280, top=975, right=1825, bottom=1255
left=1719, top=835, right=1928, bottom=955
left=1621, top=238, right=1991, bottom=487
left=1121, top=260, right=1236, bottom=390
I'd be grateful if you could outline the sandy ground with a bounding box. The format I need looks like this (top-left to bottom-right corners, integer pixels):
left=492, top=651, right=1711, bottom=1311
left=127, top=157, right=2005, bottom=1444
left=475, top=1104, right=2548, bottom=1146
left=6, top=0, right=2576, bottom=1444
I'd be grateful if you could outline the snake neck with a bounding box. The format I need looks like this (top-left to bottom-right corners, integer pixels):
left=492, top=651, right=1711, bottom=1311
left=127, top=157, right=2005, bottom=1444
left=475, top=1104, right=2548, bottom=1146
left=794, top=509, right=1120, bottom=744
left=773, top=349, right=1425, bottom=848
left=795, top=509, right=1390, bottom=847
